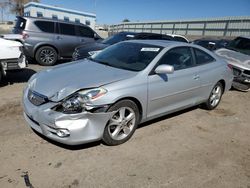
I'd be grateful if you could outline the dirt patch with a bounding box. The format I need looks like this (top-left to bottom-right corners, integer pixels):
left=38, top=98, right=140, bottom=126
left=207, top=108, right=236, bottom=117
left=0, top=100, right=22, bottom=118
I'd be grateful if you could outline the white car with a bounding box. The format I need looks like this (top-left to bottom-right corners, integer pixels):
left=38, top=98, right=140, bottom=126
left=215, top=36, right=250, bottom=91
left=0, top=38, right=27, bottom=82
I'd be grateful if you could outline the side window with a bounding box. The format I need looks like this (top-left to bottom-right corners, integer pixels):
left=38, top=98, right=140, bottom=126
left=158, top=47, right=194, bottom=70
left=75, top=18, right=80, bottom=24
left=64, top=17, right=69, bottom=22
left=194, top=48, right=215, bottom=65
left=52, top=15, right=58, bottom=20
left=59, top=23, right=76, bottom=36
left=37, top=12, right=43, bottom=17
left=77, top=26, right=94, bottom=38
left=85, top=20, right=91, bottom=26
left=34, top=21, right=54, bottom=33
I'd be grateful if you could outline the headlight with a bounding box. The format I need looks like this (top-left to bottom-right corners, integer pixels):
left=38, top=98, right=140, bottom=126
left=60, top=87, right=107, bottom=114
left=88, top=50, right=101, bottom=56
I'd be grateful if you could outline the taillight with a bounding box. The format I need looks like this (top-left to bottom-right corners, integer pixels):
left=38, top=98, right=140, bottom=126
left=22, top=32, right=29, bottom=40
left=227, top=64, right=233, bottom=70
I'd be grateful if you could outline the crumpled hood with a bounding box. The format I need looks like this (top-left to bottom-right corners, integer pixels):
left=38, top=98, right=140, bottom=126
left=28, top=60, right=137, bottom=102
left=215, top=48, right=250, bottom=70
left=0, top=38, right=22, bottom=47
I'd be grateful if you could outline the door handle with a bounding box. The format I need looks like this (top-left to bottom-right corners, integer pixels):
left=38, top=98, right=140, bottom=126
left=56, top=36, right=63, bottom=40
left=193, top=75, right=200, bottom=80
left=80, top=39, right=85, bottom=42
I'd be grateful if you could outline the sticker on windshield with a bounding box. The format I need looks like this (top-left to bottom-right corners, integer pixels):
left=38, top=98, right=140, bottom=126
left=141, top=48, right=160, bottom=52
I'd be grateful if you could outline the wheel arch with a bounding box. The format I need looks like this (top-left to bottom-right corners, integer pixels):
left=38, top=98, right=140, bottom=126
left=218, top=79, right=226, bottom=93
left=111, top=97, right=143, bottom=122
left=34, top=44, right=59, bottom=59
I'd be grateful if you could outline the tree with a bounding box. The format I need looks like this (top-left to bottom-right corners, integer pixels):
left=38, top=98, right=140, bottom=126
left=122, top=18, right=130, bottom=22
left=9, top=0, right=40, bottom=16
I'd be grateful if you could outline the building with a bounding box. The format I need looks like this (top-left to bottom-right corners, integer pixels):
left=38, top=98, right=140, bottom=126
left=24, top=2, right=96, bottom=29
left=110, top=16, right=250, bottom=37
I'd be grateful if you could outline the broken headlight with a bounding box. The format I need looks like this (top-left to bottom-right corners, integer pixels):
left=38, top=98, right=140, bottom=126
left=60, top=87, right=107, bottom=114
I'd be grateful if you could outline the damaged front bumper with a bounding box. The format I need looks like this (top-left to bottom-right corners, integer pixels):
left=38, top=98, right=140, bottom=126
left=22, top=88, right=113, bottom=145
left=232, top=66, right=250, bottom=91
left=1, top=54, right=27, bottom=75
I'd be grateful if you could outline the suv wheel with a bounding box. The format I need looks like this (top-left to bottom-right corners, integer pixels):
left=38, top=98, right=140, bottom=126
left=35, top=46, right=58, bottom=66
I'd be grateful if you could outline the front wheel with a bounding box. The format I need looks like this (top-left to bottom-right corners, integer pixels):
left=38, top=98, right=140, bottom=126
left=35, top=46, right=58, bottom=66
left=103, top=100, right=140, bottom=146
left=204, top=82, right=223, bottom=110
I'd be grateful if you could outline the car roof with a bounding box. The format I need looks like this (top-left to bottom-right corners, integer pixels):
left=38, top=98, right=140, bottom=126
left=124, top=39, right=188, bottom=48
left=18, top=16, right=87, bottom=26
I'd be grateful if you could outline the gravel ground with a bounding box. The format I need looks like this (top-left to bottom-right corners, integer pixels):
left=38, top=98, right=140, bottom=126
left=0, top=63, right=250, bottom=188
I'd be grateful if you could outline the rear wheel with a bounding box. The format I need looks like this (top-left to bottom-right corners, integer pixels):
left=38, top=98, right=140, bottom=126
left=103, top=100, right=140, bottom=146
left=204, top=82, right=223, bottom=110
left=35, top=46, right=58, bottom=66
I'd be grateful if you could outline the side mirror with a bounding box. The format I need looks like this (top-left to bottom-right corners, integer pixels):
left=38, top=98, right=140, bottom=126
left=155, top=64, right=174, bottom=74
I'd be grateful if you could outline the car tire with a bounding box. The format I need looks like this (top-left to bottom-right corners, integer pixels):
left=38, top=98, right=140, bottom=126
left=35, top=46, right=58, bottom=66
left=103, top=100, right=140, bottom=146
left=204, top=82, right=224, bottom=110
left=0, top=68, right=2, bottom=83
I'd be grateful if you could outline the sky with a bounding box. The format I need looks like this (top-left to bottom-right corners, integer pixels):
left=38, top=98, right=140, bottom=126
left=39, top=0, right=250, bottom=24
left=1, top=0, right=250, bottom=24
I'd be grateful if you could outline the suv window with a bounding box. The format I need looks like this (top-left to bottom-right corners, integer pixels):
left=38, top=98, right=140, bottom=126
left=158, top=47, right=194, bottom=70
left=35, top=21, right=54, bottom=33
left=59, top=23, right=76, bottom=36
left=77, top=26, right=94, bottom=38
left=194, top=48, right=215, bottom=65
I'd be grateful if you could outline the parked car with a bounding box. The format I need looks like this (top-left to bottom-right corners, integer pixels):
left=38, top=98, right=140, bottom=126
left=23, top=40, right=233, bottom=146
left=72, top=32, right=174, bottom=60
left=193, top=38, right=230, bottom=51
left=72, top=31, right=137, bottom=60
left=12, top=16, right=101, bottom=66
left=0, top=38, right=27, bottom=82
left=215, top=36, right=250, bottom=91
left=0, top=34, right=23, bottom=42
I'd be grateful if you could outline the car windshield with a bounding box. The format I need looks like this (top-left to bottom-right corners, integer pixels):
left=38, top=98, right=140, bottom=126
left=101, top=33, right=134, bottom=45
left=226, top=37, right=250, bottom=56
left=89, top=42, right=163, bottom=72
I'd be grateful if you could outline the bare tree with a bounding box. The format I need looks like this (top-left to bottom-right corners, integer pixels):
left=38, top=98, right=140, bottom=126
left=9, top=0, right=39, bottom=16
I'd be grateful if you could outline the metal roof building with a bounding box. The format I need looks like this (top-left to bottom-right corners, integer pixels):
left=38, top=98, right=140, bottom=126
left=24, top=2, right=96, bottom=29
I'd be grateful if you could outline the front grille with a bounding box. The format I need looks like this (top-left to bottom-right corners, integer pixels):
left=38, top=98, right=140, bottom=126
left=243, top=70, right=250, bottom=76
left=28, top=90, right=48, bottom=106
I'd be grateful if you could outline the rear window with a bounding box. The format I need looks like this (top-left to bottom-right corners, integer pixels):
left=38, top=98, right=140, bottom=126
left=14, top=17, right=26, bottom=30
left=194, top=48, right=215, bottom=65
left=59, top=23, right=76, bottom=36
left=34, top=21, right=55, bottom=33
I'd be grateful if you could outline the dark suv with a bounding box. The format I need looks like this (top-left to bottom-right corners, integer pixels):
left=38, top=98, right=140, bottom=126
left=13, top=16, right=101, bottom=65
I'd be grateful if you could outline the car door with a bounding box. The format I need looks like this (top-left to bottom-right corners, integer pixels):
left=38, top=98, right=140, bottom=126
left=147, top=47, right=202, bottom=118
left=192, top=47, right=221, bottom=101
left=55, top=23, right=79, bottom=58
left=76, top=25, right=96, bottom=47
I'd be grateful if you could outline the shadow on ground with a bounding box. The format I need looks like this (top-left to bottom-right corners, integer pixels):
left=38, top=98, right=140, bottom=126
left=0, top=68, right=37, bottom=87
left=31, top=106, right=199, bottom=150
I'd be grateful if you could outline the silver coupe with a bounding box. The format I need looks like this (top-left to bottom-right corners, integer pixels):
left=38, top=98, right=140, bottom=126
left=23, top=40, right=233, bottom=145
